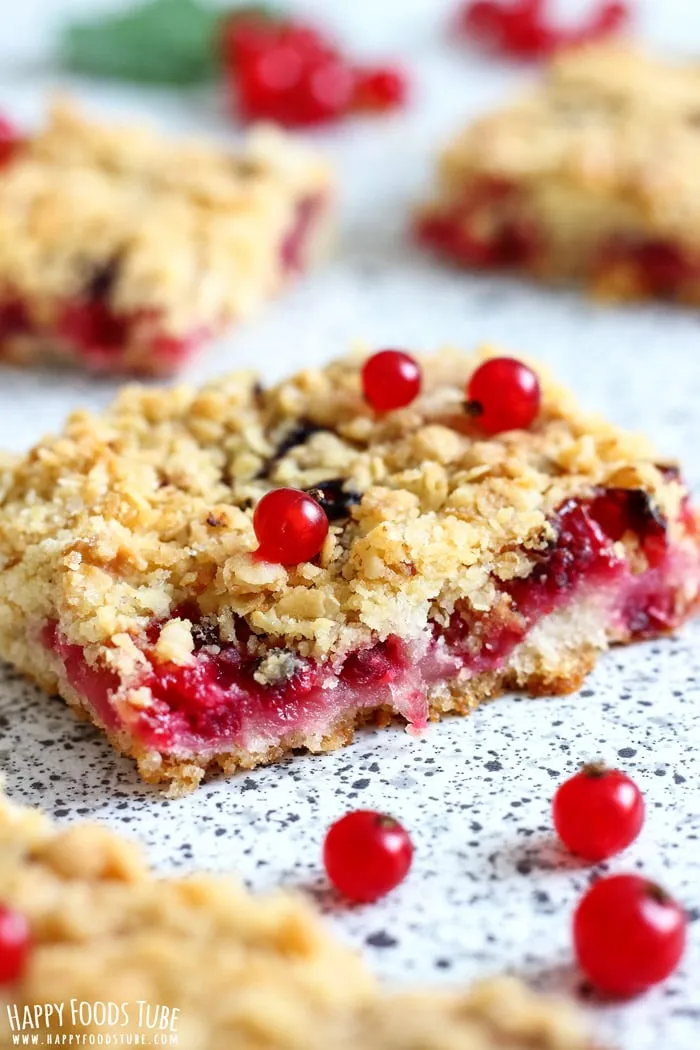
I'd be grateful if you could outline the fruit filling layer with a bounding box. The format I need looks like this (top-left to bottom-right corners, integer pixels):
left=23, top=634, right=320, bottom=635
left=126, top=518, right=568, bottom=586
left=43, top=489, right=698, bottom=759
left=417, top=180, right=700, bottom=301
left=0, top=193, right=326, bottom=374
left=416, top=179, right=540, bottom=269
left=593, top=237, right=700, bottom=300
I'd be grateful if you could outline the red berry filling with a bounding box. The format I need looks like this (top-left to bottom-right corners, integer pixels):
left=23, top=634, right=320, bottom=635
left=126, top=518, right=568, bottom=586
left=223, top=14, right=408, bottom=127
left=0, top=290, right=206, bottom=374
left=0, top=905, right=30, bottom=985
left=456, top=0, right=631, bottom=59
left=43, top=488, right=698, bottom=759
left=280, top=194, right=326, bottom=274
left=416, top=179, right=541, bottom=270
left=595, top=236, right=700, bottom=300
left=573, top=875, right=687, bottom=997
left=417, top=193, right=700, bottom=303
left=0, top=115, right=19, bottom=168
left=0, top=298, right=31, bottom=340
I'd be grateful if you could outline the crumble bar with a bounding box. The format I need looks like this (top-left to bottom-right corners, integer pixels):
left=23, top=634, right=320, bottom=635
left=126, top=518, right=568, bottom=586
left=416, top=45, right=700, bottom=303
left=0, top=101, right=331, bottom=375
left=0, top=792, right=598, bottom=1050
left=0, top=346, right=698, bottom=792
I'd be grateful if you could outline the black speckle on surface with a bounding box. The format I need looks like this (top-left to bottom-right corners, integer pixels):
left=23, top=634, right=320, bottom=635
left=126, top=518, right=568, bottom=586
left=366, top=931, right=398, bottom=949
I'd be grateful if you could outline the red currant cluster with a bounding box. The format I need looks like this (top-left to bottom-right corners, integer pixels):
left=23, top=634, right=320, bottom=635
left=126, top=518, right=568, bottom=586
left=457, top=0, right=630, bottom=58
left=252, top=351, right=542, bottom=566
left=222, top=15, right=408, bottom=127
left=322, top=766, right=686, bottom=998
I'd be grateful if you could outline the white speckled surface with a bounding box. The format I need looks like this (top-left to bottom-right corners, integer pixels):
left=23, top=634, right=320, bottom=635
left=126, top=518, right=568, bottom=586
left=1, top=2, right=700, bottom=1047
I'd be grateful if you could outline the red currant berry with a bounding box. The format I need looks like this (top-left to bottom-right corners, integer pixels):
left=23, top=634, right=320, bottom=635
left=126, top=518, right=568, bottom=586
left=466, top=357, right=541, bottom=435
left=323, top=810, right=413, bottom=902
left=222, top=14, right=275, bottom=68
left=253, top=487, right=329, bottom=565
left=237, top=42, right=305, bottom=123
left=500, top=13, right=557, bottom=57
left=589, top=0, right=630, bottom=35
left=362, top=349, right=422, bottom=411
left=553, top=764, right=644, bottom=861
left=574, top=875, right=686, bottom=997
left=0, top=115, right=18, bottom=167
left=352, top=66, right=408, bottom=113
left=278, top=22, right=335, bottom=60
left=458, top=1, right=505, bottom=41
left=288, top=55, right=355, bottom=127
left=0, top=905, right=30, bottom=984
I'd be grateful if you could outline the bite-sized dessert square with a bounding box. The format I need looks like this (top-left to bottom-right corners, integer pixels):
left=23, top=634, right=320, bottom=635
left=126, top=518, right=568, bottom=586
left=416, top=45, right=700, bottom=303
left=0, top=346, right=698, bottom=794
left=0, top=101, right=331, bottom=375
left=0, top=791, right=597, bottom=1050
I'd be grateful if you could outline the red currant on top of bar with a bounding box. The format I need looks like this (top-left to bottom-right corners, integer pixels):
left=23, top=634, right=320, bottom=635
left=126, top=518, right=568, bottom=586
left=362, top=349, right=422, bottom=411
left=553, top=765, right=645, bottom=861
left=323, top=810, right=414, bottom=902
left=253, top=487, right=329, bottom=565
left=466, top=357, right=541, bottom=434
left=0, top=904, right=30, bottom=985
left=573, top=874, right=687, bottom=997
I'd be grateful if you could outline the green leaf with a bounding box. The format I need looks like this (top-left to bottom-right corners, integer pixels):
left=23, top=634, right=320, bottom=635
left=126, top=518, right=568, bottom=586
left=59, top=0, right=276, bottom=86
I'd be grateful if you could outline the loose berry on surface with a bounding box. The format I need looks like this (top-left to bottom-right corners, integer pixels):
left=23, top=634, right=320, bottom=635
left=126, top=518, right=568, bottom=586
left=0, top=905, right=30, bottom=985
left=323, top=810, right=414, bottom=902
left=573, top=875, right=687, bottom=997
left=362, top=349, right=422, bottom=411
left=553, top=765, right=645, bottom=861
left=465, top=357, right=541, bottom=434
left=253, top=487, right=329, bottom=565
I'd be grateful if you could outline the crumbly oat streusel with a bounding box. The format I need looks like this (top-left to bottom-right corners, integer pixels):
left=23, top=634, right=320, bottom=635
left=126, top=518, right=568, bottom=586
left=0, top=345, right=685, bottom=664
left=0, top=792, right=598, bottom=1050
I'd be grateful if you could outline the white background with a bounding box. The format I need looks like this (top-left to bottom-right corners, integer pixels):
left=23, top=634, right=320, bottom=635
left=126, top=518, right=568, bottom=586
left=1, top=3, right=700, bottom=1048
